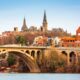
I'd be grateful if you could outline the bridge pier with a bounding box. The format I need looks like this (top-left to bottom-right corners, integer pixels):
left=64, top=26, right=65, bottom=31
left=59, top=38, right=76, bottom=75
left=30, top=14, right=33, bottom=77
left=75, top=52, right=78, bottom=65
left=34, top=50, right=37, bottom=60
left=29, top=50, right=32, bottom=56
left=67, top=53, right=70, bottom=66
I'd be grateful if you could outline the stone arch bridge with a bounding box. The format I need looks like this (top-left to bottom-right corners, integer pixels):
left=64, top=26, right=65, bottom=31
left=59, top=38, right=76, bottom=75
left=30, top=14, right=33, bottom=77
left=0, top=45, right=80, bottom=72
left=0, top=45, right=48, bottom=72
left=57, top=47, right=80, bottom=66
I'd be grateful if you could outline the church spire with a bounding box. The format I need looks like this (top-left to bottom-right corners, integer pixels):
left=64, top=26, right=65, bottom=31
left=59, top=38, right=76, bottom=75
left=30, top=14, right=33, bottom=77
left=43, top=10, right=47, bottom=23
left=42, top=10, right=48, bottom=32
left=21, top=17, right=28, bottom=31
left=23, top=17, right=26, bottom=25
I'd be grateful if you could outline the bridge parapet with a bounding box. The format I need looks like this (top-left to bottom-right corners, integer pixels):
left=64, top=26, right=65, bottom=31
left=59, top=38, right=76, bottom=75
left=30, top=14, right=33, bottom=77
left=57, top=47, right=80, bottom=51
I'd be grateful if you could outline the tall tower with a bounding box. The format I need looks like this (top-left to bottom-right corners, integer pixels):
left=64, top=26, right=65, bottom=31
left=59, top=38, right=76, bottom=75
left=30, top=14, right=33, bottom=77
left=42, top=10, right=48, bottom=32
left=21, top=18, right=28, bottom=31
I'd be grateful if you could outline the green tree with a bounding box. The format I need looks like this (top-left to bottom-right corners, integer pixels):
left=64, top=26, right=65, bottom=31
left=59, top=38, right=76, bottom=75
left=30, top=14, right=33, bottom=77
left=16, top=35, right=26, bottom=45
left=7, top=54, right=16, bottom=67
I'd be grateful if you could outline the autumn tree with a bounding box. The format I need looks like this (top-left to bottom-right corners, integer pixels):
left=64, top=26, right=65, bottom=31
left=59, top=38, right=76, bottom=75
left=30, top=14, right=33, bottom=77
left=39, top=50, right=67, bottom=73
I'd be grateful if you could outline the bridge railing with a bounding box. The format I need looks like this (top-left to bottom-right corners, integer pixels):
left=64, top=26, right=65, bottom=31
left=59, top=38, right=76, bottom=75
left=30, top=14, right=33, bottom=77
left=57, top=47, right=80, bottom=50
left=0, top=44, right=50, bottom=49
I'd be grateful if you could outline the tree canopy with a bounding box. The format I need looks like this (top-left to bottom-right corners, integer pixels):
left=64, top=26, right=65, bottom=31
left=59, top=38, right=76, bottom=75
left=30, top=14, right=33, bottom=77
left=16, top=35, right=26, bottom=45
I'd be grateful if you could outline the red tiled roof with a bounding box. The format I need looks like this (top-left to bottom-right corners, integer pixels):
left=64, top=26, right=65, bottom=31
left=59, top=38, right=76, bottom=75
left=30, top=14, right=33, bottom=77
left=61, top=37, right=76, bottom=40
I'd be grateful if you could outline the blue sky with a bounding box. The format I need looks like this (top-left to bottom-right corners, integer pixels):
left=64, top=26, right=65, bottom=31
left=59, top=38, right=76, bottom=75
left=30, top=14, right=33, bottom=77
left=0, top=0, right=80, bottom=34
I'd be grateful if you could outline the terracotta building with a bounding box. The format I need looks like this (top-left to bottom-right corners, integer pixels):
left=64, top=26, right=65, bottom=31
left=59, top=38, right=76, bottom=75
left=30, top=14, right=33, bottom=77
left=60, top=37, right=76, bottom=47
left=60, top=27, right=80, bottom=47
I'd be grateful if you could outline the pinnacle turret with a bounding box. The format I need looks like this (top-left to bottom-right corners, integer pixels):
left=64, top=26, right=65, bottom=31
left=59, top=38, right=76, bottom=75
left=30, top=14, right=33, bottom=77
left=21, top=17, right=28, bottom=31
left=43, top=10, right=47, bottom=23
left=42, top=10, right=48, bottom=32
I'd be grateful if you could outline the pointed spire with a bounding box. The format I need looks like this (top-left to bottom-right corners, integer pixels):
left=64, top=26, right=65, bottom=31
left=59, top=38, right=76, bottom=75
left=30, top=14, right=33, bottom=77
left=23, top=17, right=26, bottom=25
left=42, top=10, right=48, bottom=32
left=21, top=17, right=28, bottom=31
left=43, top=10, right=47, bottom=23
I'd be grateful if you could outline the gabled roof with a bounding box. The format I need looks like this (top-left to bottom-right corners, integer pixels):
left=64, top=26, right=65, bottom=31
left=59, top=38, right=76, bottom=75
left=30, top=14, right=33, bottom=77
left=76, top=27, right=80, bottom=33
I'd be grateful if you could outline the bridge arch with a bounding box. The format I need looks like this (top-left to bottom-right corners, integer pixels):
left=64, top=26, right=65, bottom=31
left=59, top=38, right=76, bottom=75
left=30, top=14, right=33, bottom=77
left=37, top=51, right=41, bottom=60
left=69, top=51, right=76, bottom=64
left=31, top=50, right=35, bottom=58
left=62, top=51, right=67, bottom=56
left=26, top=50, right=30, bottom=54
left=0, top=50, right=40, bottom=72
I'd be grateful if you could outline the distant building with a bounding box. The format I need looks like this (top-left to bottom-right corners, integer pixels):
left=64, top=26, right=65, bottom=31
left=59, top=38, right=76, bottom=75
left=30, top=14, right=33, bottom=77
left=21, top=18, right=28, bottom=31
left=33, top=36, right=48, bottom=46
left=40, top=10, right=48, bottom=32
left=21, top=11, right=48, bottom=33
left=14, top=27, right=18, bottom=32
left=60, top=27, right=80, bottom=47
left=53, top=37, right=61, bottom=47
left=0, top=11, right=72, bottom=46
left=60, top=37, right=76, bottom=47
left=29, top=26, right=37, bottom=32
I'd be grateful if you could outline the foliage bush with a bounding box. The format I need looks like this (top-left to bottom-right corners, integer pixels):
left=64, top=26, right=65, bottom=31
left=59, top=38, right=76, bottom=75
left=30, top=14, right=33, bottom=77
left=38, top=50, right=67, bottom=73
left=7, top=54, right=16, bottom=67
